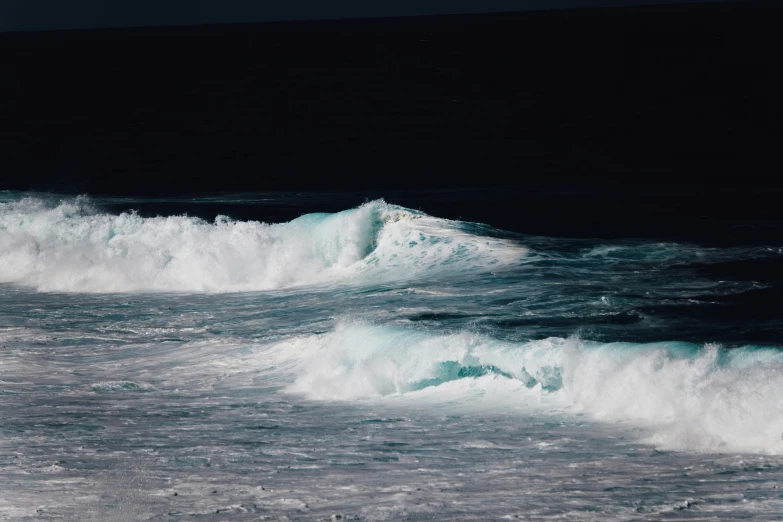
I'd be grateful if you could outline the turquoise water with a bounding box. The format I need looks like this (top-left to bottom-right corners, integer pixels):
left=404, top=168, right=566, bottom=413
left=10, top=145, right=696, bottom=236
left=2, top=193, right=783, bottom=520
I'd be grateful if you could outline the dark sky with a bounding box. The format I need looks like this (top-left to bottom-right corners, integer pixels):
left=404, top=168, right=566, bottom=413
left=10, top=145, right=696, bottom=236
left=1, top=0, right=726, bottom=33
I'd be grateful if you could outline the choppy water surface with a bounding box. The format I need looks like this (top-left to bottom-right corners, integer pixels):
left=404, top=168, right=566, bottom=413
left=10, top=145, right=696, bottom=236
left=2, top=192, right=783, bottom=520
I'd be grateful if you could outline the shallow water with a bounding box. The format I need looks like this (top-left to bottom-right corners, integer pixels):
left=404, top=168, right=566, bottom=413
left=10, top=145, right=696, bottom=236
left=2, top=192, right=783, bottom=520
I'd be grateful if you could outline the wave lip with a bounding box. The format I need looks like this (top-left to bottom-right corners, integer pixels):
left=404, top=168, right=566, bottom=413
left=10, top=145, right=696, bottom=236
left=274, top=321, right=783, bottom=454
left=0, top=196, right=525, bottom=293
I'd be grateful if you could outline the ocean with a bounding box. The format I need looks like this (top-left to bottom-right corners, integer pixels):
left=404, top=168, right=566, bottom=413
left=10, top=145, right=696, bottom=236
left=1, top=190, right=783, bottom=520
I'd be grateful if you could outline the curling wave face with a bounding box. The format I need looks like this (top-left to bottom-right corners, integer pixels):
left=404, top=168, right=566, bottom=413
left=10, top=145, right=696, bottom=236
left=268, top=321, right=783, bottom=454
left=0, top=196, right=525, bottom=292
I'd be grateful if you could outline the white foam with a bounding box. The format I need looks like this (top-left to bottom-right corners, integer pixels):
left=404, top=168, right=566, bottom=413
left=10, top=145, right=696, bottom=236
left=0, top=196, right=525, bottom=292
left=271, top=321, right=783, bottom=454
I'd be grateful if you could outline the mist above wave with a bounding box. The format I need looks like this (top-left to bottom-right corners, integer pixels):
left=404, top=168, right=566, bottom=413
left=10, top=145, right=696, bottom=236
left=0, top=196, right=524, bottom=292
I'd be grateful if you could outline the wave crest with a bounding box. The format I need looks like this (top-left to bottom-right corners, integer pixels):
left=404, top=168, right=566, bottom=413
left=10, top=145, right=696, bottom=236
left=274, top=322, right=783, bottom=454
left=0, top=197, right=525, bottom=292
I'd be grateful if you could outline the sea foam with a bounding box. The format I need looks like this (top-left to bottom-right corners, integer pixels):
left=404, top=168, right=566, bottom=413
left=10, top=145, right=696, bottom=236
left=0, top=196, right=524, bottom=292
left=272, top=321, right=783, bottom=454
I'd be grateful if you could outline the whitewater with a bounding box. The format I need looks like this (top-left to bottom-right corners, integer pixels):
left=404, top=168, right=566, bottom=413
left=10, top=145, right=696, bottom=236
left=2, top=192, right=783, bottom=520
left=0, top=195, right=523, bottom=292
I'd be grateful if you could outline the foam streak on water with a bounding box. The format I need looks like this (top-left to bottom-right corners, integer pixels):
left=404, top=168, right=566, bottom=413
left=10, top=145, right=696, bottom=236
left=1, top=193, right=783, bottom=520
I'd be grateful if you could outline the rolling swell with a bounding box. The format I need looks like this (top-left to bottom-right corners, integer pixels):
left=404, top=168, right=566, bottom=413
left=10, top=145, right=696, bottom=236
left=275, top=321, right=783, bottom=454
left=0, top=195, right=525, bottom=292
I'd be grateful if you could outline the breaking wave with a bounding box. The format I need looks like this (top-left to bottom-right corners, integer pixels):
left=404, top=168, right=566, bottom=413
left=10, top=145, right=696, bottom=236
left=0, top=196, right=525, bottom=292
left=272, top=321, right=783, bottom=454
